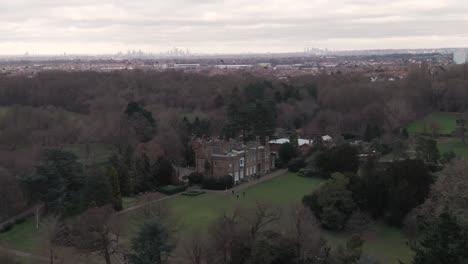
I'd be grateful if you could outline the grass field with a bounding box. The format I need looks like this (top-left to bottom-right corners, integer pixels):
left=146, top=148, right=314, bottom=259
left=438, top=138, right=468, bottom=159
left=407, top=112, right=461, bottom=135
left=0, top=219, right=44, bottom=254
left=122, top=173, right=325, bottom=235
left=121, top=173, right=413, bottom=264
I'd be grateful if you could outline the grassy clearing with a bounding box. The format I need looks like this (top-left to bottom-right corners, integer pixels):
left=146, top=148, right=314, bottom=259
left=438, top=138, right=468, bottom=159
left=121, top=173, right=412, bottom=264
left=407, top=112, right=461, bottom=135
left=121, top=173, right=325, bottom=237
left=0, top=219, right=44, bottom=254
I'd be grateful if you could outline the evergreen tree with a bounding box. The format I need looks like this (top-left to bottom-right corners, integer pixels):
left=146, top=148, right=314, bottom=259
left=21, top=149, right=85, bottom=215
left=412, top=212, right=468, bottom=264
left=128, top=218, right=175, bottom=264
left=289, top=132, right=299, bottom=150
left=415, top=137, right=440, bottom=163
left=108, top=167, right=123, bottom=211
left=83, top=171, right=113, bottom=208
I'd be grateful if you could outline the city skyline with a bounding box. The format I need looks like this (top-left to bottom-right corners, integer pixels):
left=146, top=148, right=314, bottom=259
left=1, top=0, right=468, bottom=55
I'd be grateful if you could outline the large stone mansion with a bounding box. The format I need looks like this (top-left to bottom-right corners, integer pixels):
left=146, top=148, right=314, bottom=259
left=193, top=137, right=275, bottom=183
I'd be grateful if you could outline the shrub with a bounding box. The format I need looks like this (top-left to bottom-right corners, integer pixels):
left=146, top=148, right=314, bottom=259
left=0, top=222, right=14, bottom=233
left=156, top=185, right=187, bottom=195
left=288, top=158, right=306, bottom=172
left=181, top=190, right=206, bottom=196
left=345, top=211, right=373, bottom=233
left=187, top=172, right=204, bottom=185
left=202, top=175, right=234, bottom=190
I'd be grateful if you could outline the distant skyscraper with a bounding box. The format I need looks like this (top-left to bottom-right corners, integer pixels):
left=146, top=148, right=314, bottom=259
left=454, top=49, right=468, bottom=64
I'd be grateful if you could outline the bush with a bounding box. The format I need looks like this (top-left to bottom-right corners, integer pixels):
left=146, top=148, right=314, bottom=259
left=181, top=190, right=206, bottom=196
left=0, top=222, right=14, bottom=233
left=345, top=211, right=373, bottom=233
left=156, top=185, right=187, bottom=195
left=287, top=158, right=306, bottom=172
left=202, top=175, right=234, bottom=190
left=187, top=172, right=204, bottom=185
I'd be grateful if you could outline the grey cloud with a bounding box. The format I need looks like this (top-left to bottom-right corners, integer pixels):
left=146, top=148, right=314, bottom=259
left=0, top=0, right=467, bottom=54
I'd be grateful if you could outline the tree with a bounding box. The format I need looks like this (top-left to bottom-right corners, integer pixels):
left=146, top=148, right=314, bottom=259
left=412, top=212, right=468, bottom=264
left=108, top=167, right=123, bottom=211
left=303, top=173, right=356, bottom=230
left=124, top=101, right=157, bottom=143
left=415, top=137, right=440, bottom=163
left=40, top=215, right=60, bottom=264
left=332, top=234, right=364, bottom=264
left=20, top=149, right=85, bottom=216
left=286, top=204, right=325, bottom=263
left=384, top=160, right=434, bottom=226
left=248, top=230, right=296, bottom=264
left=455, top=117, right=467, bottom=144
left=71, top=206, right=122, bottom=264
left=109, top=146, right=135, bottom=196
left=363, top=124, right=381, bottom=142
left=128, top=218, right=175, bottom=264
left=279, top=142, right=298, bottom=165
left=440, top=151, right=456, bottom=164
left=154, top=157, right=174, bottom=186
left=413, top=160, right=468, bottom=226
left=83, top=170, right=114, bottom=208
left=315, top=144, right=359, bottom=177
left=289, top=132, right=299, bottom=149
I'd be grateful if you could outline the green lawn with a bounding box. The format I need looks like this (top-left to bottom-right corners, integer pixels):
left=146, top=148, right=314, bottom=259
left=122, top=173, right=325, bottom=236
left=438, top=138, right=468, bottom=159
left=121, top=173, right=413, bottom=264
left=0, top=219, right=44, bottom=254
left=407, top=112, right=462, bottom=135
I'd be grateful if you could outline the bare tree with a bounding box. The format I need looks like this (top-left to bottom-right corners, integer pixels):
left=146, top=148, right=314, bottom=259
left=181, top=231, right=208, bottom=264
left=71, top=206, right=123, bottom=264
left=285, top=204, right=323, bottom=262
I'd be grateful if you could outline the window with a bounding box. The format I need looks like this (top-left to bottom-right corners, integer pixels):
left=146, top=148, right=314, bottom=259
left=240, top=158, right=245, bottom=167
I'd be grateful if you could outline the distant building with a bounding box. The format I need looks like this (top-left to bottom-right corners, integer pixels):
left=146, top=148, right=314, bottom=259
left=269, top=135, right=332, bottom=154
left=193, top=137, right=274, bottom=183
left=174, top=64, right=200, bottom=69
left=453, top=49, right=468, bottom=64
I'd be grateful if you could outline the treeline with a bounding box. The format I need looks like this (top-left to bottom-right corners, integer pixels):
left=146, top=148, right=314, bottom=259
left=1, top=64, right=468, bottom=227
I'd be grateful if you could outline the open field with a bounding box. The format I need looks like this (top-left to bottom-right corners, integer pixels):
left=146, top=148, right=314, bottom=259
left=438, top=138, right=468, bottom=159
left=121, top=173, right=413, bottom=264
left=407, top=112, right=461, bottom=135
left=0, top=219, right=44, bottom=254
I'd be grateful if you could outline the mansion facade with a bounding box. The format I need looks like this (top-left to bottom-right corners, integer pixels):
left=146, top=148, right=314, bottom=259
left=193, top=137, right=275, bottom=183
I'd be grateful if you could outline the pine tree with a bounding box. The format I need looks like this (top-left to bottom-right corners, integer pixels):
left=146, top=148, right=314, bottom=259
left=412, top=212, right=468, bottom=264
left=128, top=218, right=175, bottom=264
left=108, top=167, right=123, bottom=211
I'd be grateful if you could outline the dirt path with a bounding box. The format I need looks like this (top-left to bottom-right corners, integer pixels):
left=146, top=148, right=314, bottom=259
left=116, top=194, right=181, bottom=215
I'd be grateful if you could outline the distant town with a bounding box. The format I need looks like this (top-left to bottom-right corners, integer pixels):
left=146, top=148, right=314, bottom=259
left=1, top=48, right=467, bottom=81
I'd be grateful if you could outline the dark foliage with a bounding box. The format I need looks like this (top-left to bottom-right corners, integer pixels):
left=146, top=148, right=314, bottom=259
left=412, top=212, right=468, bottom=264
left=315, top=144, right=359, bottom=177
left=20, top=149, right=85, bottom=216
left=287, top=157, right=306, bottom=173
left=202, top=175, right=234, bottom=190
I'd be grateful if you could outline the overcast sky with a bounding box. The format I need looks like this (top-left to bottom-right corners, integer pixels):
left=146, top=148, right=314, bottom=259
left=1, top=0, right=467, bottom=55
